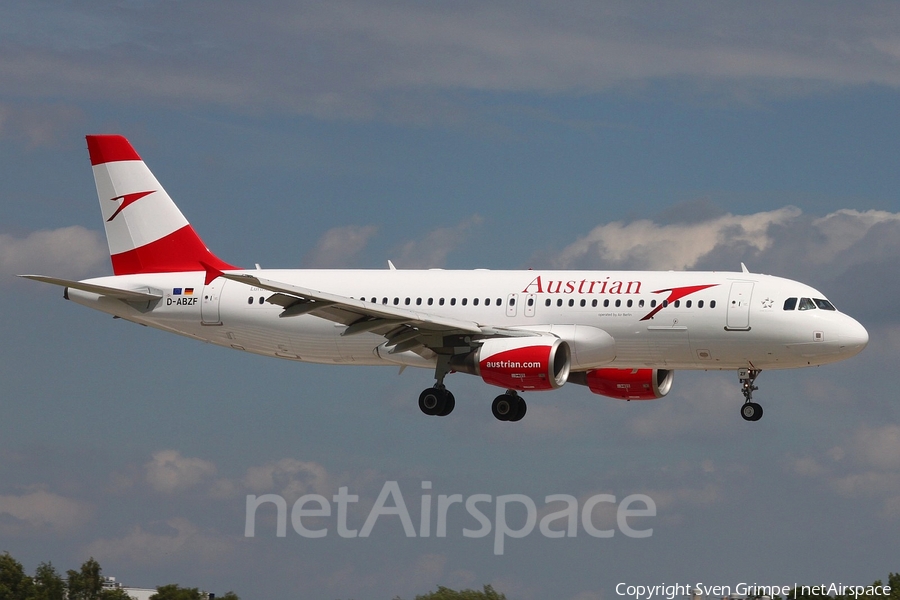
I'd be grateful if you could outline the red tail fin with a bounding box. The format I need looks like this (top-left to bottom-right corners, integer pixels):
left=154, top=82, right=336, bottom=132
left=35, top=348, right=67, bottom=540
left=87, top=135, right=237, bottom=275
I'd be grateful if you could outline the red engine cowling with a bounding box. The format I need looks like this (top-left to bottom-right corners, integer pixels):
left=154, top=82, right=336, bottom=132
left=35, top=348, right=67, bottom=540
left=450, top=337, right=571, bottom=391
left=575, top=368, right=674, bottom=400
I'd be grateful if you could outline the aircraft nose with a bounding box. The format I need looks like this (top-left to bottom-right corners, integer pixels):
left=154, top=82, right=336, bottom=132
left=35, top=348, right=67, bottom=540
left=839, top=316, right=869, bottom=356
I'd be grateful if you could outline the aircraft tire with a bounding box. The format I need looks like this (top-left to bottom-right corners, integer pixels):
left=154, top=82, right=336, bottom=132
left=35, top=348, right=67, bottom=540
left=438, top=392, right=455, bottom=416
left=740, top=402, right=763, bottom=422
left=419, top=388, right=444, bottom=416
left=491, top=394, right=516, bottom=421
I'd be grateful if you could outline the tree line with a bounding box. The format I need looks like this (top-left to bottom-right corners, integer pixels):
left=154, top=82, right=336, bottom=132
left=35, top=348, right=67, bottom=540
left=0, top=553, right=238, bottom=600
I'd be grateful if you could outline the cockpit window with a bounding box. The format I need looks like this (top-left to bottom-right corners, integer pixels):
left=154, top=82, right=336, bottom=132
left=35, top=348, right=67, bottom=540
left=814, top=298, right=836, bottom=311
left=783, top=297, right=797, bottom=311
left=798, top=297, right=816, bottom=311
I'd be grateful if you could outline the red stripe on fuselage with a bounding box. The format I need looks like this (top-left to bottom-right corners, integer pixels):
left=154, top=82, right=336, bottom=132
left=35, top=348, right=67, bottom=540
left=110, top=224, right=237, bottom=275
left=87, top=135, right=142, bottom=166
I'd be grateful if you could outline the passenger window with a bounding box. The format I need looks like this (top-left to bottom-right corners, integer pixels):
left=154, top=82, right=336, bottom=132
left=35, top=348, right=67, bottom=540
left=485, top=298, right=490, bottom=306
left=462, top=298, right=467, bottom=306
left=527, top=298, right=534, bottom=306
left=439, top=298, right=445, bottom=306
left=686, top=300, right=691, bottom=308
left=545, top=299, right=552, bottom=307
left=674, top=300, right=680, bottom=308
left=798, top=297, right=816, bottom=311
left=259, top=297, right=264, bottom=304
left=627, top=299, right=633, bottom=308
left=382, top=297, right=388, bottom=304
left=450, top=298, right=456, bottom=306
left=710, top=300, right=716, bottom=308
left=428, top=298, right=433, bottom=306
left=592, top=299, right=598, bottom=307
left=473, top=298, right=479, bottom=306
left=615, top=299, right=621, bottom=308
left=557, top=299, right=563, bottom=307
left=604, top=299, right=609, bottom=307
left=580, top=299, right=586, bottom=307
left=247, top=297, right=253, bottom=305
left=639, top=299, right=644, bottom=308
left=496, top=299, right=502, bottom=306
left=404, top=298, right=410, bottom=305
left=783, top=297, right=797, bottom=311
left=509, top=298, right=515, bottom=306
left=393, top=298, right=399, bottom=305
left=662, top=300, right=668, bottom=307
left=814, top=298, right=836, bottom=311
left=416, top=298, right=422, bottom=305
left=651, top=300, right=657, bottom=308
left=568, top=299, right=574, bottom=307
left=698, top=300, right=704, bottom=308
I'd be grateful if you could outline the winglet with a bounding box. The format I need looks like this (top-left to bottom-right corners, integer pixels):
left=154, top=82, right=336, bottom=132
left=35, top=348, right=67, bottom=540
left=741, top=262, right=750, bottom=274
left=388, top=260, right=397, bottom=271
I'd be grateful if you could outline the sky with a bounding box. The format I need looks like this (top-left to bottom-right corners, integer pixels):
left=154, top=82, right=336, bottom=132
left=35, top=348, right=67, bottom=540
left=1, top=2, right=899, bottom=599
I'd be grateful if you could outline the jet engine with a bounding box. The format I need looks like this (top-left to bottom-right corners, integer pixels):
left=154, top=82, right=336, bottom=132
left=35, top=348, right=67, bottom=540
left=569, top=368, right=673, bottom=400
left=450, top=337, right=571, bottom=391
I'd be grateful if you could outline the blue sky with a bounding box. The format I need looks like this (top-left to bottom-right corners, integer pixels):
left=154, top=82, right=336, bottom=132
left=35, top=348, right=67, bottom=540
left=1, top=2, right=899, bottom=599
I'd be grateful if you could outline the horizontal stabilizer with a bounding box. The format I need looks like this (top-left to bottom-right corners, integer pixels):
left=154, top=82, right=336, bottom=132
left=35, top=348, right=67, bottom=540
left=18, top=275, right=162, bottom=302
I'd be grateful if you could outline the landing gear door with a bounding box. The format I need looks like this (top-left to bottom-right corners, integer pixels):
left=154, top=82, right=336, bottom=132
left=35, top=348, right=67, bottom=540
left=201, top=278, right=226, bottom=325
left=726, top=281, right=753, bottom=331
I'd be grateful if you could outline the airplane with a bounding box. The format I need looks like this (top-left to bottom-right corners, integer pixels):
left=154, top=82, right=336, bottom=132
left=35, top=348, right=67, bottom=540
left=20, top=135, right=869, bottom=423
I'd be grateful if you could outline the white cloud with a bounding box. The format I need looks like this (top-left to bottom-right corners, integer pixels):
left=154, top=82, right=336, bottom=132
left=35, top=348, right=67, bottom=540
left=145, top=450, right=218, bottom=494
left=0, top=226, right=107, bottom=280
left=0, top=489, right=92, bottom=533
left=552, top=207, right=801, bottom=270
left=243, top=457, right=334, bottom=500
left=304, top=224, right=378, bottom=268
left=394, top=215, right=483, bottom=268
left=84, top=517, right=233, bottom=567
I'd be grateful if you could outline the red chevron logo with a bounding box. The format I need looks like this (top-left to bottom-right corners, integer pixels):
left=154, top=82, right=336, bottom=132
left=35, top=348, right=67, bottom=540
left=107, top=190, right=154, bottom=222
left=639, top=284, right=719, bottom=321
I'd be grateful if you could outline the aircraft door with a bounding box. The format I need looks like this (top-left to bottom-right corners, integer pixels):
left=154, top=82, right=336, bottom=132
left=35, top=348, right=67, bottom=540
left=726, top=281, right=754, bottom=330
left=506, top=293, right=518, bottom=317
left=524, top=294, right=536, bottom=317
left=201, top=278, right=226, bottom=325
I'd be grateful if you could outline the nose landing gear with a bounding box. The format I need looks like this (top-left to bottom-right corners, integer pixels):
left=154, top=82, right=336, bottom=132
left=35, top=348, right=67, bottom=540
left=739, top=368, right=763, bottom=422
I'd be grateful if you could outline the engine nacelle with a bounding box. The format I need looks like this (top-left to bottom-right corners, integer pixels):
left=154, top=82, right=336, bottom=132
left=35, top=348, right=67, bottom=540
left=569, top=368, right=674, bottom=400
left=450, top=337, right=571, bottom=391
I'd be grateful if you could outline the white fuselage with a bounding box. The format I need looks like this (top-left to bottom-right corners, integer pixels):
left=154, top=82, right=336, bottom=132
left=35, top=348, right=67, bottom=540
left=66, top=268, right=869, bottom=372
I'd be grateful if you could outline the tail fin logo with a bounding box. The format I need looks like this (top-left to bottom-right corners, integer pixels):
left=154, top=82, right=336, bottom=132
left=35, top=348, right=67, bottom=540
left=107, top=190, right=155, bottom=222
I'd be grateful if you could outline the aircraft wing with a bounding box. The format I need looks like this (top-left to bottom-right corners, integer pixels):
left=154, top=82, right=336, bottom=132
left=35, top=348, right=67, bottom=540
left=18, top=275, right=162, bottom=302
left=221, top=273, right=535, bottom=355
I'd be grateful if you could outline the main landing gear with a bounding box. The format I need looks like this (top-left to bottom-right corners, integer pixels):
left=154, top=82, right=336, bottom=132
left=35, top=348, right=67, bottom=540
left=417, top=357, right=527, bottom=421
left=418, top=387, right=455, bottom=416
left=739, top=368, right=763, bottom=422
left=491, top=391, right=527, bottom=422
left=419, top=357, right=456, bottom=417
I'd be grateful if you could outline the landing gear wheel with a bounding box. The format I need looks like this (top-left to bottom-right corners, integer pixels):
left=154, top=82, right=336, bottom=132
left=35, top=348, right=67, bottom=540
left=491, top=394, right=515, bottom=421
left=738, top=368, right=764, bottom=422
left=508, top=398, right=527, bottom=422
left=419, top=388, right=444, bottom=416
left=492, top=392, right=525, bottom=422
left=438, top=392, right=455, bottom=417
left=740, top=402, right=763, bottom=422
